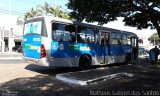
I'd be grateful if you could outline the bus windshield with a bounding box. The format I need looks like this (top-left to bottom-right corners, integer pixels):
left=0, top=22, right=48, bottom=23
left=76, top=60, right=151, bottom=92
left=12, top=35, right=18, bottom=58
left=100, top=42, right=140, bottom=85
left=24, top=21, right=42, bottom=35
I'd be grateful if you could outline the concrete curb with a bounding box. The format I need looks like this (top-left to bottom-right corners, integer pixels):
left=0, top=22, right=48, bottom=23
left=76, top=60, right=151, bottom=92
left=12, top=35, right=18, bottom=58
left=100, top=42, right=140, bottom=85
left=0, top=57, right=23, bottom=60
left=56, top=72, right=134, bottom=86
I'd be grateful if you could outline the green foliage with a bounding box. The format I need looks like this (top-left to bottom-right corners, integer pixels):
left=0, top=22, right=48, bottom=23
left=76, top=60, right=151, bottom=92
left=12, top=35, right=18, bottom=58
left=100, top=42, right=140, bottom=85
left=67, top=0, right=160, bottom=37
left=148, top=33, right=160, bottom=45
left=37, top=2, right=52, bottom=16
left=25, top=2, right=70, bottom=20
left=25, top=8, right=39, bottom=18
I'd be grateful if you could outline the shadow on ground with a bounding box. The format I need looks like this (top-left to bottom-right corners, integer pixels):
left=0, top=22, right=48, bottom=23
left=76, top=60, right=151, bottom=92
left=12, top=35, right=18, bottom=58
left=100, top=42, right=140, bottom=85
left=24, top=63, right=126, bottom=75
left=24, top=64, right=83, bottom=75
left=1, top=57, right=160, bottom=96
left=1, top=64, right=160, bottom=96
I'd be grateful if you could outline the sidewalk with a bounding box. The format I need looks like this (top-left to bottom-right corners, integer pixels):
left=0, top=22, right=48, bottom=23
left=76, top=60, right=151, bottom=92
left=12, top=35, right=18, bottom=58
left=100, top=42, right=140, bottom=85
left=0, top=52, right=23, bottom=60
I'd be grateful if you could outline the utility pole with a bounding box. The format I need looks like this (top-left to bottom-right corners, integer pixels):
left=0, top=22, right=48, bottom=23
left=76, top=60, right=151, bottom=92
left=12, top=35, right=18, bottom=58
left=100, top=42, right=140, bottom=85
left=8, top=28, right=13, bottom=52
left=2, top=27, right=5, bottom=52
left=0, top=27, right=1, bottom=52
left=8, top=0, right=12, bottom=52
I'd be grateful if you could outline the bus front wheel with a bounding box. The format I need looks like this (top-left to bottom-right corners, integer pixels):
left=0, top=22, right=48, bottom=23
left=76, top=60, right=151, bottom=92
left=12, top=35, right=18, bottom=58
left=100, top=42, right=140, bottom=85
left=79, top=55, right=91, bottom=69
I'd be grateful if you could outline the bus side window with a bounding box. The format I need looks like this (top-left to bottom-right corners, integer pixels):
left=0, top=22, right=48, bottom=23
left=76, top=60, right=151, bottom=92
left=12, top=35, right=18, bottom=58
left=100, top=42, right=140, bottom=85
left=77, top=34, right=82, bottom=42
left=52, top=31, right=56, bottom=41
left=52, top=23, right=58, bottom=41
left=85, top=28, right=95, bottom=44
left=52, top=23, right=77, bottom=42
left=77, top=26, right=95, bottom=44
left=127, top=35, right=131, bottom=45
left=122, top=34, right=132, bottom=45
left=117, top=33, right=122, bottom=45
left=95, top=30, right=100, bottom=44
left=65, top=25, right=76, bottom=42
left=77, top=26, right=86, bottom=43
left=111, top=32, right=121, bottom=45
left=52, top=23, right=65, bottom=41
left=122, top=34, right=127, bottom=45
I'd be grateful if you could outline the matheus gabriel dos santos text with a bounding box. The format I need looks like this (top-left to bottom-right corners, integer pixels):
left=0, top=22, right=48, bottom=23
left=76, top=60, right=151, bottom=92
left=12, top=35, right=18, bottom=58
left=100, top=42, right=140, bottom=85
left=90, top=90, right=160, bottom=96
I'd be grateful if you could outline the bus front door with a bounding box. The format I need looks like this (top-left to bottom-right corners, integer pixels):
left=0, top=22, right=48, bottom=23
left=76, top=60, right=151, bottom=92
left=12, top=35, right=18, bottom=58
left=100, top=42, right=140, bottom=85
left=101, top=32, right=109, bottom=64
left=130, top=36, right=138, bottom=62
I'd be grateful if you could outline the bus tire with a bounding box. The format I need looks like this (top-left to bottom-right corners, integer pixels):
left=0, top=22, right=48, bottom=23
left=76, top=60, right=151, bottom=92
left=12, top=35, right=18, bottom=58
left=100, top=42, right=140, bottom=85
left=79, top=55, right=91, bottom=69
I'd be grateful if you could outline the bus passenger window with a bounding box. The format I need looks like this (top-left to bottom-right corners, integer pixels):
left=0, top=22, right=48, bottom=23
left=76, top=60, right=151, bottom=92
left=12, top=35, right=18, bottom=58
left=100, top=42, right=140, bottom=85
left=127, top=35, right=131, bottom=45
left=122, top=34, right=132, bottom=45
left=111, top=33, right=121, bottom=45
left=87, top=37, right=91, bottom=43
left=52, top=31, right=57, bottom=41
left=101, top=32, right=109, bottom=45
left=86, top=28, right=95, bottom=44
left=52, top=23, right=65, bottom=41
left=77, top=26, right=95, bottom=44
left=60, top=33, right=64, bottom=41
left=65, top=25, right=76, bottom=42
left=77, top=26, right=86, bottom=43
left=52, top=23, right=57, bottom=41
left=95, top=30, right=100, bottom=44
left=52, top=23, right=77, bottom=42
left=122, top=34, right=127, bottom=45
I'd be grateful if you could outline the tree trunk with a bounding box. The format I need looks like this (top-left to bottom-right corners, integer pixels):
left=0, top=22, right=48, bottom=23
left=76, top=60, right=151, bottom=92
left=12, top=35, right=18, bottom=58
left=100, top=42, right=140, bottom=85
left=156, top=26, right=160, bottom=38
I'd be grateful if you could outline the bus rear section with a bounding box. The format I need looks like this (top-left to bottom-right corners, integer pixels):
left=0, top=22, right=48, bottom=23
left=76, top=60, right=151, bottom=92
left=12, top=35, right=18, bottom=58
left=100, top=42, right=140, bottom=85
left=23, top=17, right=48, bottom=66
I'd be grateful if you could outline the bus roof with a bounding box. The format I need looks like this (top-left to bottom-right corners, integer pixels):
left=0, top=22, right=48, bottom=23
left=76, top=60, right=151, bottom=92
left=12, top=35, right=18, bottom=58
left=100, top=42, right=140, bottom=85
left=26, top=16, right=138, bottom=36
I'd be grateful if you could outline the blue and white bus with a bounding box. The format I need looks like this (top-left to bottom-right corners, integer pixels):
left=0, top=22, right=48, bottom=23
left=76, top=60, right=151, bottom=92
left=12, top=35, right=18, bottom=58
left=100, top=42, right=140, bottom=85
left=23, top=16, right=139, bottom=68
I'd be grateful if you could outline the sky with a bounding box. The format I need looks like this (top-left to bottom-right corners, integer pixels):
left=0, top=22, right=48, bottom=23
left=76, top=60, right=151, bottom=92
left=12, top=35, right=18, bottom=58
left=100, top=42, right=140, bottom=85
left=0, top=0, right=68, bottom=15
left=0, top=0, right=68, bottom=27
left=0, top=0, right=157, bottom=44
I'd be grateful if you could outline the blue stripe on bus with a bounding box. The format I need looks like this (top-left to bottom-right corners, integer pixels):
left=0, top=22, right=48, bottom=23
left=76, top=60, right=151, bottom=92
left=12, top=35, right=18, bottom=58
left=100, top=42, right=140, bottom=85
left=51, top=42, right=94, bottom=58
left=109, top=45, right=132, bottom=56
left=51, top=41, right=132, bottom=58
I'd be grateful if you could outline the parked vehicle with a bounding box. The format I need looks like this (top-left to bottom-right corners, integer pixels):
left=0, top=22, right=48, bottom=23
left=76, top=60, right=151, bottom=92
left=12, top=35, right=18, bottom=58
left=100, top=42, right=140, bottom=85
left=12, top=45, right=22, bottom=52
left=23, top=16, right=139, bottom=68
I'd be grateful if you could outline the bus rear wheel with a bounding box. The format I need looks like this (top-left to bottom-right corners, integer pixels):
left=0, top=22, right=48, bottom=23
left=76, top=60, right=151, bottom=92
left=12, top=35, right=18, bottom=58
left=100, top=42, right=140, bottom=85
left=79, top=55, right=91, bottom=69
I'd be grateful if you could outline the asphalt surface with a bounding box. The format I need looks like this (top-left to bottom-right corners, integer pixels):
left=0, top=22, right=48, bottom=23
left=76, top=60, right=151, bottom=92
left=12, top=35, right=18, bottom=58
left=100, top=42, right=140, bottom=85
left=0, top=55, right=160, bottom=96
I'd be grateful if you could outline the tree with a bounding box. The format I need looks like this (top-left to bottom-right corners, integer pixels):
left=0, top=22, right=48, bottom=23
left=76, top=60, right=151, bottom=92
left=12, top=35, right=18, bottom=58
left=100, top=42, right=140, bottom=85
left=25, top=2, right=71, bottom=20
left=148, top=33, right=160, bottom=45
left=67, top=0, right=160, bottom=37
left=60, top=11, right=70, bottom=19
left=37, top=2, right=52, bottom=16
left=52, top=6, right=70, bottom=19
left=25, top=8, right=39, bottom=19
left=52, top=6, right=63, bottom=17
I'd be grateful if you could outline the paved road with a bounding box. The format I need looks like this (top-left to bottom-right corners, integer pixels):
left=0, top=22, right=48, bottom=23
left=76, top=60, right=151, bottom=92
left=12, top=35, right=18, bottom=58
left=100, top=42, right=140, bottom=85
left=0, top=55, right=160, bottom=96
